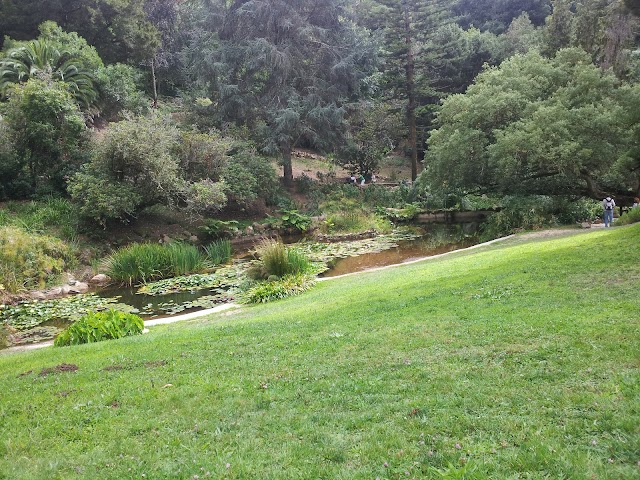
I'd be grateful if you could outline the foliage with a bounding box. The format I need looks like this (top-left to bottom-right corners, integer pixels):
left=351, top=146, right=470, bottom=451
left=103, top=242, right=205, bottom=286
left=242, top=273, right=316, bottom=303
left=203, top=239, right=232, bottom=267
left=278, top=210, right=313, bottom=233
left=1, top=78, right=87, bottom=198
left=178, top=130, right=231, bottom=181
left=419, top=49, right=640, bottom=199
left=0, top=197, right=80, bottom=240
left=252, top=240, right=313, bottom=279
left=137, top=263, right=247, bottom=296
left=184, top=179, right=227, bottom=215
left=181, top=0, right=377, bottom=184
left=54, top=309, right=144, bottom=347
left=95, top=63, right=149, bottom=119
left=615, top=206, right=640, bottom=225
left=0, top=225, right=76, bottom=293
left=0, top=37, right=99, bottom=110
left=198, top=219, right=240, bottom=241
left=69, top=115, right=182, bottom=225
left=479, top=195, right=601, bottom=240
left=0, top=0, right=160, bottom=65
left=339, top=101, right=403, bottom=176
left=0, top=294, right=124, bottom=330
left=382, top=203, right=422, bottom=222
left=221, top=161, right=258, bottom=207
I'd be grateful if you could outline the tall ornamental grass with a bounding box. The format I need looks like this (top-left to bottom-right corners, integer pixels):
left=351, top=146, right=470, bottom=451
left=103, top=242, right=205, bottom=285
left=204, top=239, right=232, bottom=266
left=254, top=239, right=312, bottom=279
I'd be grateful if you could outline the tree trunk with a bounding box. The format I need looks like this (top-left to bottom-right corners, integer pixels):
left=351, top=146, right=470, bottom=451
left=283, top=149, right=294, bottom=187
left=150, top=57, right=158, bottom=108
left=403, top=1, right=418, bottom=182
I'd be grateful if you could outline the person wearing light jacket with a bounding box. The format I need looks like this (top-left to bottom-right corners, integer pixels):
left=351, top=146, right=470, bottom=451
left=602, top=196, right=616, bottom=227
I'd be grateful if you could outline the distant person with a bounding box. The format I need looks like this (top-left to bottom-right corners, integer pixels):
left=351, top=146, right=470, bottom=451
left=633, top=197, right=639, bottom=208
left=371, top=173, right=377, bottom=183
left=602, top=196, right=616, bottom=227
left=349, top=175, right=356, bottom=185
left=359, top=174, right=365, bottom=186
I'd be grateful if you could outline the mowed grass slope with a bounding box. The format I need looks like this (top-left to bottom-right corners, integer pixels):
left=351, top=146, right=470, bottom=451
left=1, top=226, right=639, bottom=479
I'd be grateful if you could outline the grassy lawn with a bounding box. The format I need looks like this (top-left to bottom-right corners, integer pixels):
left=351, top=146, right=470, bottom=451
left=1, top=225, right=639, bottom=479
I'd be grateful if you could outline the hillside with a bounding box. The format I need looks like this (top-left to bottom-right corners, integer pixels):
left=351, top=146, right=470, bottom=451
left=0, top=225, right=638, bottom=479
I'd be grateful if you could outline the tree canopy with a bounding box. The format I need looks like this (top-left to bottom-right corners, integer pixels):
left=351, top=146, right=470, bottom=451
left=418, top=49, right=640, bottom=199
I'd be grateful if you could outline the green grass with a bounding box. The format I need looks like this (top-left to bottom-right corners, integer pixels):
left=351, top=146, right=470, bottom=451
left=0, top=197, right=79, bottom=241
left=1, top=225, right=639, bottom=479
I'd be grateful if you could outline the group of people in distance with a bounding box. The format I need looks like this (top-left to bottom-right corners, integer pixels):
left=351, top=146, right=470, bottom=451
left=602, top=195, right=640, bottom=227
left=347, top=173, right=376, bottom=187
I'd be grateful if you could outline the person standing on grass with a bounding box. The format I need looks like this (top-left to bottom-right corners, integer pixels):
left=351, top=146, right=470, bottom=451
left=602, top=196, right=616, bottom=227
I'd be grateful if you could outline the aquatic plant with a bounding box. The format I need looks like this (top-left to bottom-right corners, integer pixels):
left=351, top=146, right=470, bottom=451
left=0, top=294, right=129, bottom=330
left=254, top=239, right=312, bottom=279
left=204, top=239, right=232, bottom=266
left=242, top=274, right=316, bottom=303
left=103, top=242, right=205, bottom=285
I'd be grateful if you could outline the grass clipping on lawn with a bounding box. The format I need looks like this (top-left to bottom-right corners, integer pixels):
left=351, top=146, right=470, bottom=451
left=1, top=225, right=639, bottom=479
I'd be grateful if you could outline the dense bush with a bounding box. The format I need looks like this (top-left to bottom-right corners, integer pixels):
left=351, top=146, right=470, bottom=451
left=1, top=78, right=88, bottom=198
left=54, top=309, right=144, bottom=346
left=103, top=242, right=205, bottom=285
left=0, top=226, right=76, bottom=292
left=480, top=195, right=602, bottom=240
left=615, top=206, right=640, bottom=226
left=198, top=219, right=240, bottom=241
left=96, top=63, right=149, bottom=119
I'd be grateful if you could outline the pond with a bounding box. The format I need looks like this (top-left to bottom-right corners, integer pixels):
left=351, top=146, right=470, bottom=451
left=1, top=225, right=478, bottom=349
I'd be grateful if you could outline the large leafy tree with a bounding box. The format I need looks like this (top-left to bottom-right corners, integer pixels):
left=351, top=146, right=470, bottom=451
left=419, top=49, right=640, bottom=199
left=184, top=0, right=377, bottom=185
left=0, top=0, right=159, bottom=64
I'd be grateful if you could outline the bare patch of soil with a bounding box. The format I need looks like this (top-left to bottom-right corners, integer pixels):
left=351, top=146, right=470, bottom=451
left=38, top=363, right=78, bottom=377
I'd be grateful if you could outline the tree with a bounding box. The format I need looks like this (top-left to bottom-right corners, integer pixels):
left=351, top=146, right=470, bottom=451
left=419, top=49, right=640, bottom=199
left=454, top=0, right=551, bottom=33
left=0, top=38, right=99, bottom=110
left=542, top=0, right=573, bottom=56
left=0, top=0, right=159, bottom=64
left=373, top=0, right=452, bottom=181
left=338, top=101, right=403, bottom=176
left=1, top=78, right=87, bottom=196
left=183, top=0, right=377, bottom=185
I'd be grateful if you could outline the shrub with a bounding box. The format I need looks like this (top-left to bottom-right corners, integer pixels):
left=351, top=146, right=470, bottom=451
left=615, top=206, right=640, bottom=226
left=279, top=209, right=312, bottom=232
left=0, top=226, right=76, bottom=293
left=243, top=273, right=315, bottom=303
left=204, top=239, right=232, bottom=266
left=198, top=219, right=240, bottom=241
left=103, top=242, right=205, bottom=285
left=54, top=309, right=144, bottom=346
left=95, top=63, right=149, bottom=120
